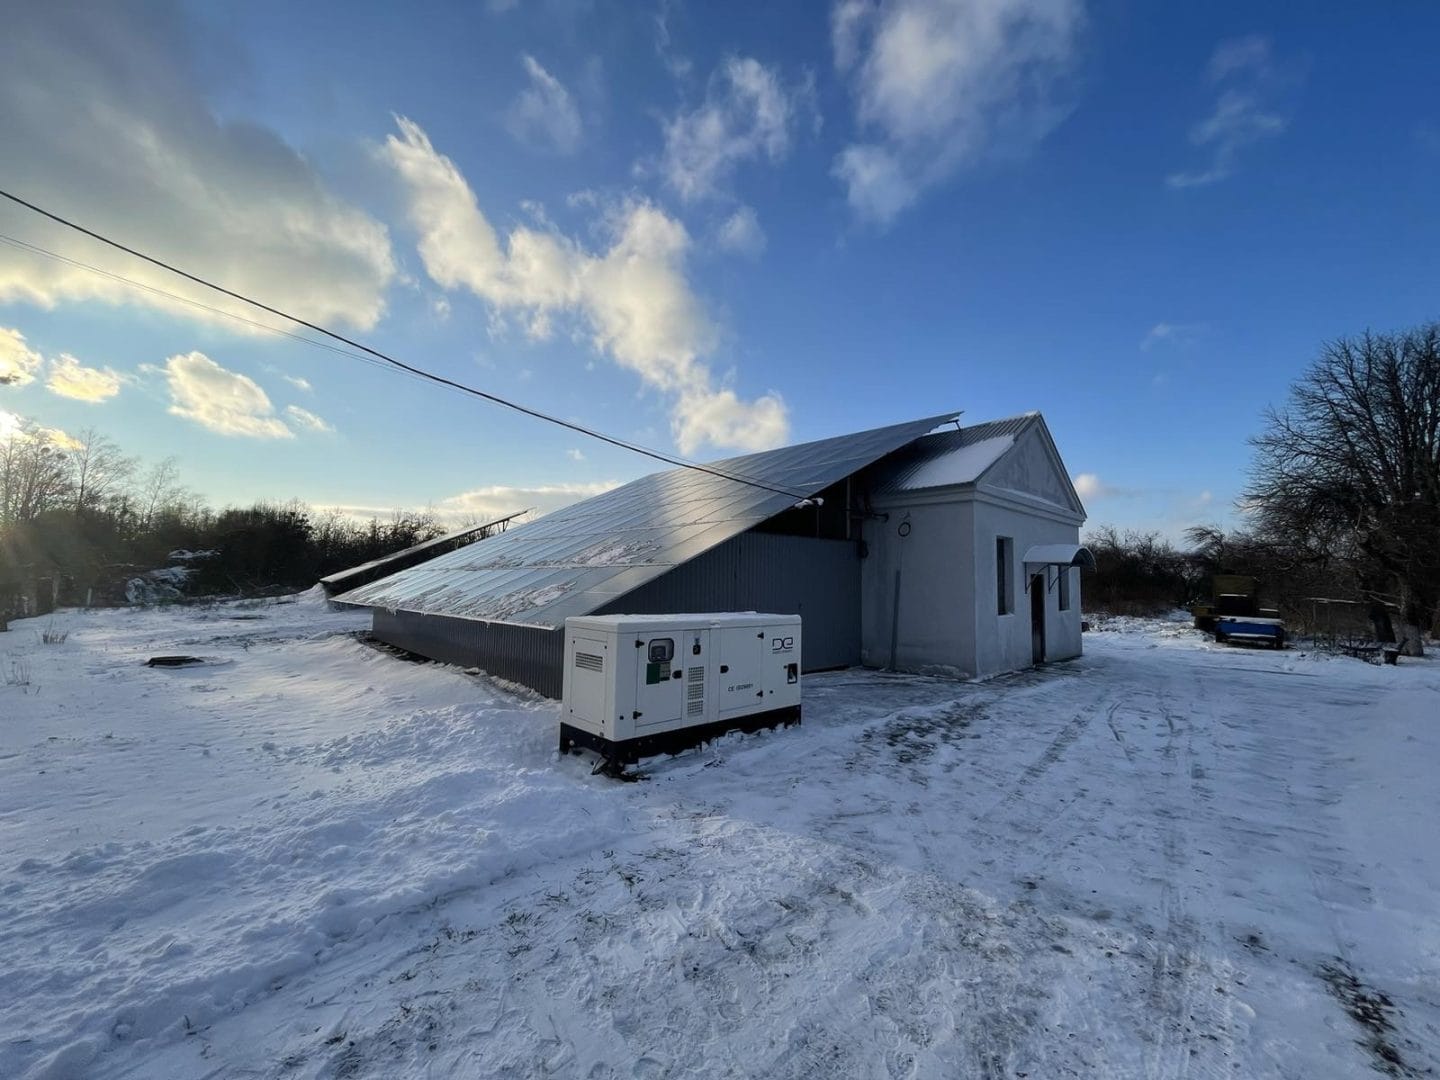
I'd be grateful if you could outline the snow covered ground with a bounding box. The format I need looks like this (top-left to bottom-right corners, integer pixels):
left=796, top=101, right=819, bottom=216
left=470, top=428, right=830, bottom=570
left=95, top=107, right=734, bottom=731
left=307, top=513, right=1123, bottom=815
left=2, top=594, right=1438, bottom=1079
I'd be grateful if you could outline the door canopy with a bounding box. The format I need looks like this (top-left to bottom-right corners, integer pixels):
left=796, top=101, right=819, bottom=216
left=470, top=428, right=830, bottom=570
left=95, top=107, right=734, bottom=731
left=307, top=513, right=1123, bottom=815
left=1022, top=544, right=1096, bottom=571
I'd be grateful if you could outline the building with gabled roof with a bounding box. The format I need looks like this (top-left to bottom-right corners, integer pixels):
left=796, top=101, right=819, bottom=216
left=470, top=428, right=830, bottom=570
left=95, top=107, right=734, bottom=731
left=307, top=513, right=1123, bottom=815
left=335, top=411, right=1091, bottom=695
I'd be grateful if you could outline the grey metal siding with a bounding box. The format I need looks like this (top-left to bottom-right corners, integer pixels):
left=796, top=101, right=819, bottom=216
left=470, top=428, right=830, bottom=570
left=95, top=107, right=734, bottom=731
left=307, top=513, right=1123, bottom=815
left=372, top=608, right=564, bottom=698
left=596, top=531, right=861, bottom=671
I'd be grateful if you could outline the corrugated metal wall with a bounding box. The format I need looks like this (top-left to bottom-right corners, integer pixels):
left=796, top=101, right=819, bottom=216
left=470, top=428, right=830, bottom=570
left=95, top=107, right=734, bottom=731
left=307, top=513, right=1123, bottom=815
left=371, top=608, right=564, bottom=698
left=596, top=531, right=861, bottom=671
left=371, top=530, right=860, bottom=698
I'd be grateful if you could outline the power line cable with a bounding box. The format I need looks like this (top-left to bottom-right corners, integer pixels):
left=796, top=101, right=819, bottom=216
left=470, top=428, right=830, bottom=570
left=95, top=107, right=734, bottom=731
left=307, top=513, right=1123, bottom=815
left=0, top=233, right=405, bottom=381
left=0, top=188, right=813, bottom=500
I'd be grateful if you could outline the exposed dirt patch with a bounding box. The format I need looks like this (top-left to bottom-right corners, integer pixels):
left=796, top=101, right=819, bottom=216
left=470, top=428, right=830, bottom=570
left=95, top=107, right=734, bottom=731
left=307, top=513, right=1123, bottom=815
left=1318, top=959, right=1426, bottom=1077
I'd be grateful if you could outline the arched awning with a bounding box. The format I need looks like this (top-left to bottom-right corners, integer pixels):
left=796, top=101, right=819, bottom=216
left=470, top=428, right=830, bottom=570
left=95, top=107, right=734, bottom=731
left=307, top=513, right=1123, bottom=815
left=1022, top=544, right=1096, bottom=571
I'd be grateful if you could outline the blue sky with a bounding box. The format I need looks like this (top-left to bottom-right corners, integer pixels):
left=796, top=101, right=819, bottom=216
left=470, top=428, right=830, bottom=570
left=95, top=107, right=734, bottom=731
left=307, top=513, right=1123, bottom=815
left=2, top=1, right=1437, bottom=537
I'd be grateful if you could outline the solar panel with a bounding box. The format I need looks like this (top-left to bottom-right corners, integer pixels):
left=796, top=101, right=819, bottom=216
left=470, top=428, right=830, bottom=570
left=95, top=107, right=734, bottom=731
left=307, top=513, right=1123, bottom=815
left=334, top=412, right=956, bottom=627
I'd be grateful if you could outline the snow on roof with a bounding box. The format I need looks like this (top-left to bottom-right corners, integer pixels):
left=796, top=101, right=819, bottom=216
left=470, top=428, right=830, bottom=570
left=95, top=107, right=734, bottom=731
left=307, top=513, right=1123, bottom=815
left=892, top=435, right=1015, bottom=490
left=866, top=413, right=1037, bottom=495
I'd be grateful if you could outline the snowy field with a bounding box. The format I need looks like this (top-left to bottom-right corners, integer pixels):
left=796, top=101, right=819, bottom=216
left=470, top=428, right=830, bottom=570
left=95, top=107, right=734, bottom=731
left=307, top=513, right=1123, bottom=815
left=2, top=593, right=1438, bottom=1079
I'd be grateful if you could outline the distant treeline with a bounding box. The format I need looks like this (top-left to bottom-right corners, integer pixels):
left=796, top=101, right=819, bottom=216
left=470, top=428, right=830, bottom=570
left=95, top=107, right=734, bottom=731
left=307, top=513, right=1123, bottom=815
left=1, top=422, right=448, bottom=610
left=1081, top=524, right=1388, bottom=640
left=1087, top=320, right=1440, bottom=655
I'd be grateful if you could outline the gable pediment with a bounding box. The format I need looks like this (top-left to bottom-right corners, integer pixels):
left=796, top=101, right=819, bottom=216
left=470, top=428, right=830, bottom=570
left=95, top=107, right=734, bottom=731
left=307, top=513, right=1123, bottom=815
left=977, top=423, right=1084, bottom=518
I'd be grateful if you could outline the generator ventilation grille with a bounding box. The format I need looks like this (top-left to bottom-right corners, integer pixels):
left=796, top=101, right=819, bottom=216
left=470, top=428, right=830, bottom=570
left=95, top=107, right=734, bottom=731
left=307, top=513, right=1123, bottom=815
left=575, top=652, right=604, bottom=673
left=686, top=667, right=705, bottom=717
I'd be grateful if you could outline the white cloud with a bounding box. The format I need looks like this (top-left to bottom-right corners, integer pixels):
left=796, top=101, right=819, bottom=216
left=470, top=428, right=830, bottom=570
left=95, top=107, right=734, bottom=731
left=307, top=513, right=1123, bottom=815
left=831, top=0, right=873, bottom=71
left=566, top=448, right=586, bottom=462
left=0, top=409, right=81, bottom=450
left=506, top=55, right=583, bottom=155
left=716, top=206, right=767, bottom=258
left=0, top=4, right=395, bottom=332
left=1073, top=472, right=1142, bottom=501
left=660, top=57, right=804, bottom=202
left=1167, top=35, right=1290, bottom=189
left=163, top=352, right=292, bottom=439
left=437, top=480, right=620, bottom=524
left=0, top=327, right=44, bottom=386
left=285, top=405, right=334, bottom=434
left=1140, top=321, right=1206, bottom=351
left=832, top=144, right=916, bottom=223
left=282, top=374, right=313, bottom=393
left=383, top=117, right=788, bottom=455
left=41, top=426, right=84, bottom=451
left=1207, top=35, right=1270, bottom=82
left=832, top=0, right=1084, bottom=226
left=672, top=388, right=789, bottom=454
left=653, top=2, right=693, bottom=81
left=45, top=353, right=125, bottom=402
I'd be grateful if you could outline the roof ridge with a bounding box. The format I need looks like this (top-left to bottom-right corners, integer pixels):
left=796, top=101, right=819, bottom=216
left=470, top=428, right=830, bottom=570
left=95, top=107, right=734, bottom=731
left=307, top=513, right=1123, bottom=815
left=960, top=410, right=1040, bottom=430
left=702, top=411, right=959, bottom=471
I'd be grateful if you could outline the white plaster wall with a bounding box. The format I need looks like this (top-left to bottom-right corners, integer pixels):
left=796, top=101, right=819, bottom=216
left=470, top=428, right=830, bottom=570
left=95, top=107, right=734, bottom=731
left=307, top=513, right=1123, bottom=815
left=970, top=500, right=1083, bottom=678
left=859, top=499, right=976, bottom=676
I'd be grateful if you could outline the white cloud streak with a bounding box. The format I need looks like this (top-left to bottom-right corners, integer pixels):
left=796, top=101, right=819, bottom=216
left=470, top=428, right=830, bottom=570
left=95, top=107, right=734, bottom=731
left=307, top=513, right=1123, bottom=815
left=164, top=351, right=292, bottom=439
left=660, top=57, right=805, bottom=202
left=1139, top=321, right=1206, bottom=351
left=383, top=117, right=788, bottom=455
left=506, top=55, right=583, bottom=154
left=1167, top=35, right=1290, bottom=189
left=45, top=354, right=125, bottom=402
left=284, top=405, right=334, bottom=434
left=831, top=0, right=1084, bottom=226
left=1073, top=472, right=1141, bottom=500
left=0, top=4, right=396, bottom=332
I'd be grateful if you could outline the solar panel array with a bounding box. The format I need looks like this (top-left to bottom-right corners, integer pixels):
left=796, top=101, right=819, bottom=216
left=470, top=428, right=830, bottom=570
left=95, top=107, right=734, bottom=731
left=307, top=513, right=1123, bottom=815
left=334, top=413, right=956, bottom=627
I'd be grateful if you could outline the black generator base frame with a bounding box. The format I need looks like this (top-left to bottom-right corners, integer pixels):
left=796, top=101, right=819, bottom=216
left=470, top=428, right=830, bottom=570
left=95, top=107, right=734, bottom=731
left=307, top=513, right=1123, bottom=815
left=560, top=706, right=801, bottom=769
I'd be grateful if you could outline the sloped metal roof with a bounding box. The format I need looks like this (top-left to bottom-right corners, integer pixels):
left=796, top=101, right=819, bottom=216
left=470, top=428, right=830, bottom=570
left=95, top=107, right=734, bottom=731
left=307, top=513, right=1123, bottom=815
left=334, top=412, right=956, bottom=627
left=865, top=413, right=1037, bottom=496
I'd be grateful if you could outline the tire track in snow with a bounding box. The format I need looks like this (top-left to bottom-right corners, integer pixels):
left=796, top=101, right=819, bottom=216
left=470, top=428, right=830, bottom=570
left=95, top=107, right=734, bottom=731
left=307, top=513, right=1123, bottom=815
left=1140, top=675, right=1237, bottom=1080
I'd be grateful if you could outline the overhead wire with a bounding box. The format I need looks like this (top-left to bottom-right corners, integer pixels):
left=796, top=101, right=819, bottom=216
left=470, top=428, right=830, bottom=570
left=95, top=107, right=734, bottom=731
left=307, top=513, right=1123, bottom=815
left=0, top=233, right=406, bottom=382
left=0, top=188, right=814, bottom=500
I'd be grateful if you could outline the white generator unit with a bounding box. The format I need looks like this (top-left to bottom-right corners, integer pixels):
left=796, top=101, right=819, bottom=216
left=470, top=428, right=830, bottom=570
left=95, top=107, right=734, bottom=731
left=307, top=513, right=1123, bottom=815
left=560, top=613, right=802, bottom=767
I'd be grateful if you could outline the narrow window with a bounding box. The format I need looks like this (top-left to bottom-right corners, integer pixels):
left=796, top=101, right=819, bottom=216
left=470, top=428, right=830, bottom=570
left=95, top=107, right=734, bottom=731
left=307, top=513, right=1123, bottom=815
left=1058, top=567, right=1072, bottom=611
left=996, top=536, right=1014, bottom=615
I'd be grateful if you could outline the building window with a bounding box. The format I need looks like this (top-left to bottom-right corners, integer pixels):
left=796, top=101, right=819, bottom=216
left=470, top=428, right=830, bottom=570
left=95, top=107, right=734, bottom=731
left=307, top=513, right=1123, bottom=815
left=1058, top=568, right=1072, bottom=611
left=996, top=536, right=1014, bottom=615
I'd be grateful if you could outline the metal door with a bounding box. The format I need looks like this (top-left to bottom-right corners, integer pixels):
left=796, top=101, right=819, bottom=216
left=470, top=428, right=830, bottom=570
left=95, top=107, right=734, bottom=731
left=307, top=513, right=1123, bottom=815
left=716, top=626, right=766, bottom=717
left=635, top=629, right=707, bottom=730
left=1030, top=574, right=1046, bottom=665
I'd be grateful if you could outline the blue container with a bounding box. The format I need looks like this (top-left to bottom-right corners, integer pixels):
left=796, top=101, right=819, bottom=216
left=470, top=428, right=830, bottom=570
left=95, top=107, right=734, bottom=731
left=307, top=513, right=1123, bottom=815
left=1214, top=616, right=1285, bottom=648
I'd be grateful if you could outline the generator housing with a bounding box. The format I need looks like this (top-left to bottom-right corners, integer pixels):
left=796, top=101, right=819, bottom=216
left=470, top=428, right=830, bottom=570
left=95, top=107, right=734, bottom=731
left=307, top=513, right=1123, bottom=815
left=560, top=613, right=802, bottom=765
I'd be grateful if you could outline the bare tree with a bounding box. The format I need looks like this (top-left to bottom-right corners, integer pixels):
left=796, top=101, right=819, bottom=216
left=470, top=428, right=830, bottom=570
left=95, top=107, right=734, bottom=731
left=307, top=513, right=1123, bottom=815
left=136, top=456, right=186, bottom=529
left=68, top=428, right=135, bottom=514
left=1247, top=325, right=1440, bottom=654
left=0, top=423, right=75, bottom=525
